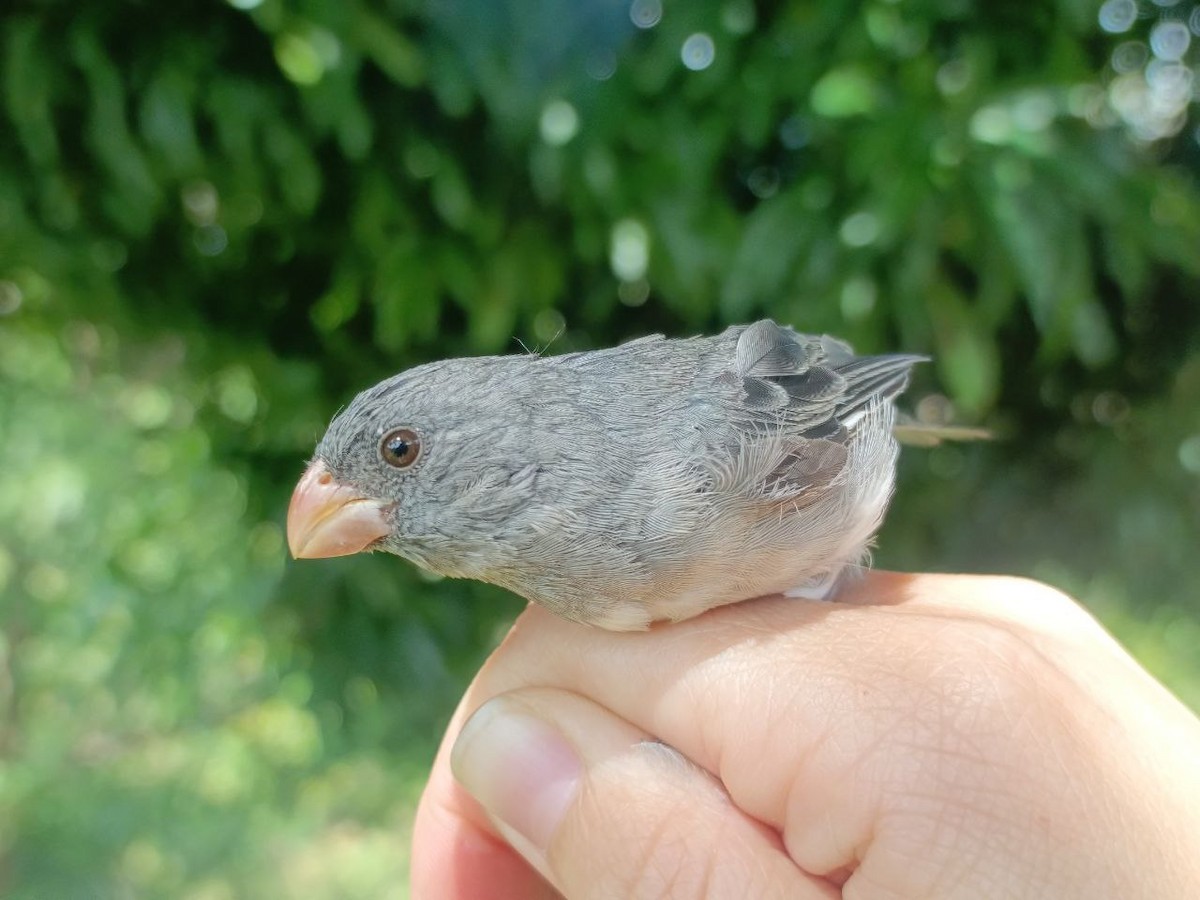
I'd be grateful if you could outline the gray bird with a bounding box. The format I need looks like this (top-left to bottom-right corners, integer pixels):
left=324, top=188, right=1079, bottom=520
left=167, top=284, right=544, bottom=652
left=287, top=320, right=927, bottom=630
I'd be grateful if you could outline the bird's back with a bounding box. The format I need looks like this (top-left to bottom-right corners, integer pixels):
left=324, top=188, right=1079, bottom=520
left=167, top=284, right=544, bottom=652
left=481, top=321, right=922, bottom=628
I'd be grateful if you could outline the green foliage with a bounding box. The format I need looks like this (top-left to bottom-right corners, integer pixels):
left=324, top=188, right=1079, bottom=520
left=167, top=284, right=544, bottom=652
left=1, top=0, right=1199, bottom=896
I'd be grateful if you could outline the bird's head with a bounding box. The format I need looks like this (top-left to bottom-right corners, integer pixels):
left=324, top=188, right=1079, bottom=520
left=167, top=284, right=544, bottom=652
left=286, top=359, right=542, bottom=577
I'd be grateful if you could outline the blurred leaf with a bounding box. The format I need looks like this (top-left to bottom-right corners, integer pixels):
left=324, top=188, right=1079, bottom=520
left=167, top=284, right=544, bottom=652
left=70, top=26, right=162, bottom=234
left=4, top=18, right=60, bottom=166
left=811, top=66, right=878, bottom=118
left=928, top=278, right=1002, bottom=414
left=263, top=120, right=322, bottom=216
left=311, top=267, right=362, bottom=334
left=430, top=160, right=472, bottom=231
left=372, top=239, right=441, bottom=349
left=1070, top=300, right=1118, bottom=369
left=351, top=3, right=425, bottom=87
left=138, top=68, right=203, bottom=177
left=721, top=187, right=812, bottom=320
left=977, top=153, right=1095, bottom=356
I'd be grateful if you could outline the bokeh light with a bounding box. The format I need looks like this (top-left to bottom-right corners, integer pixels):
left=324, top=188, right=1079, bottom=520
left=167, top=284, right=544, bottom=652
left=1103, top=0, right=1200, bottom=140
left=539, top=99, right=580, bottom=146
left=1099, top=0, right=1139, bottom=33
left=681, top=32, right=716, bottom=71
left=609, top=218, right=651, bottom=281
left=630, top=0, right=662, bottom=29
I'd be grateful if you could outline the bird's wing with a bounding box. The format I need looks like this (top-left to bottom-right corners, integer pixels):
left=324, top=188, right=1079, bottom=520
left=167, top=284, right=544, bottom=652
left=700, top=320, right=923, bottom=501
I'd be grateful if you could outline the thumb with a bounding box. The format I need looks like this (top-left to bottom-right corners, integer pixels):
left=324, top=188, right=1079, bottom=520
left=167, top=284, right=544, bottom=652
left=450, top=687, right=827, bottom=900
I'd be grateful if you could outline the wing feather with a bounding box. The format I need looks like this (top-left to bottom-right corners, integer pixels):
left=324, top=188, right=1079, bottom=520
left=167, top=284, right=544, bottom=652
left=705, top=320, right=923, bottom=499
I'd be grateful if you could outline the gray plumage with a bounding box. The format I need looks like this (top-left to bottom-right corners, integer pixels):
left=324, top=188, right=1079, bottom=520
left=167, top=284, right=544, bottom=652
left=311, top=320, right=924, bottom=629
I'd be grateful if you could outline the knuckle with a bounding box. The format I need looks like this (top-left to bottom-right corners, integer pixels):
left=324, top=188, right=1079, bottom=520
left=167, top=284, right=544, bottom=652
left=886, top=617, right=1067, bottom=776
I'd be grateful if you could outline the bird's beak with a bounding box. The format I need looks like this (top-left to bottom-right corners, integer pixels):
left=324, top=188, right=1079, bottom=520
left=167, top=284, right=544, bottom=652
left=287, top=460, right=391, bottom=559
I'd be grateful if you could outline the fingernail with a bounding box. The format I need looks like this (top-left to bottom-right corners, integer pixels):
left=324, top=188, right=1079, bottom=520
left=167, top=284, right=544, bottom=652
left=451, top=697, right=582, bottom=854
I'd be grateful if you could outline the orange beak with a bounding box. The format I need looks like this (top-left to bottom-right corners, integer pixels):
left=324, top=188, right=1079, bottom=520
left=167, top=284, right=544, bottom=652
left=287, top=460, right=391, bottom=559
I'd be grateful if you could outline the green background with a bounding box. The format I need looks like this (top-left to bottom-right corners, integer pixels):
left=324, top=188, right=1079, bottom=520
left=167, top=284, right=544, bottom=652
left=2, top=0, right=1198, bottom=896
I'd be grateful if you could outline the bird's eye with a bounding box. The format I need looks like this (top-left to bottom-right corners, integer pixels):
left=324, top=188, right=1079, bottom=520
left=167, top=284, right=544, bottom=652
left=380, top=428, right=422, bottom=469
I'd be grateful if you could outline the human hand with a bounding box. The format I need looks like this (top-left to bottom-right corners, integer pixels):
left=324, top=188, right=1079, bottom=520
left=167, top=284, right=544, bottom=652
left=410, top=573, right=1200, bottom=899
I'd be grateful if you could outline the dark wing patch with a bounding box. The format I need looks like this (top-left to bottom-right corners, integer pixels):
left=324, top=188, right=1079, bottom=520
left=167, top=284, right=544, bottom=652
left=688, top=320, right=922, bottom=500
left=735, top=320, right=811, bottom=376
left=798, top=418, right=849, bottom=441
left=730, top=321, right=925, bottom=425
left=818, top=334, right=856, bottom=365
left=773, top=367, right=846, bottom=403
left=763, top=437, right=850, bottom=501
left=741, top=377, right=790, bottom=410
left=711, top=320, right=925, bottom=498
left=727, top=322, right=845, bottom=432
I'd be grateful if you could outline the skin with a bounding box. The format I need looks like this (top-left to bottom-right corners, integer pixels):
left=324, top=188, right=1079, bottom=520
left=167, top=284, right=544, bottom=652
left=410, top=573, right=1200, bottom=899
